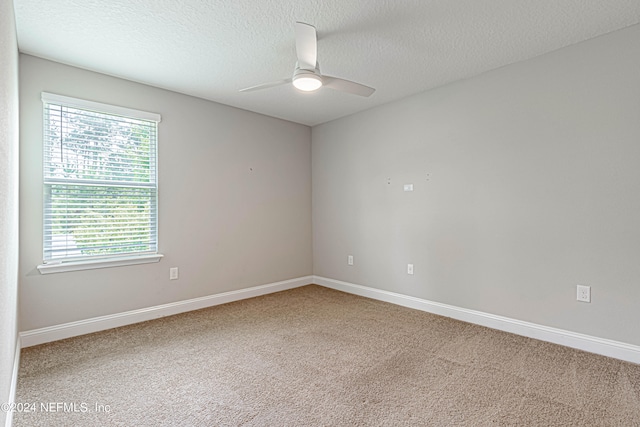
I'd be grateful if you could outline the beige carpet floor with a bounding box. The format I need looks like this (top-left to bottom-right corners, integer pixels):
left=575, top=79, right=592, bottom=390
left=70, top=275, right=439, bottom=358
left=14, top=285, right=640, bottom=426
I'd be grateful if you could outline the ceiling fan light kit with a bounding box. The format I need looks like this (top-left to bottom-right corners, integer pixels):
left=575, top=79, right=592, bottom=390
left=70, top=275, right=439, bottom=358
left=240, top=22, right=375, bottom=97
left=292, top=68, right=323, bottom=92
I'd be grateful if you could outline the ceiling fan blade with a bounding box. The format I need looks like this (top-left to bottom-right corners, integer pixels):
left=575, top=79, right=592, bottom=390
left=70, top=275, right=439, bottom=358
left=239, top=78, right=292, bottom=93
left=322, top=76, right=375, bottom=97
left=295, top=22, right=317, bottom=70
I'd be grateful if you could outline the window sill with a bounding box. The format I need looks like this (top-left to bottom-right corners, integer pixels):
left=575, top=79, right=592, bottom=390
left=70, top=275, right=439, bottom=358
left=37, top=254, right=164, bottom=274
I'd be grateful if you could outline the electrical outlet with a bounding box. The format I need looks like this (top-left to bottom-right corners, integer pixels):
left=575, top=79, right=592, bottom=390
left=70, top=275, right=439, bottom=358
left=403, top=184, right=414, bottom=192
left=576, top=285, right=590, bottom=303
left=169, top=267, right=179, bottom=280
left=348, top=255, right=354, bottom=266
left=407, top=264, right=414, bottom=275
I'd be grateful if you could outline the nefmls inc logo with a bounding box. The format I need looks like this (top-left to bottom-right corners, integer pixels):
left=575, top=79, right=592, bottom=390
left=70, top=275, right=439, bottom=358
left=41, top=402, right=89, bottom=413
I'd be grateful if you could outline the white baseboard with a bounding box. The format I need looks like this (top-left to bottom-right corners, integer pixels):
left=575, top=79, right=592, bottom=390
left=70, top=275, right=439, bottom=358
left=18, top=274, right=640, bottom=365
left=5, top=336, right=20, bottom=427
left=313, top=276, right=640, bottom=365
left=20, top=276, right=312, bottom=348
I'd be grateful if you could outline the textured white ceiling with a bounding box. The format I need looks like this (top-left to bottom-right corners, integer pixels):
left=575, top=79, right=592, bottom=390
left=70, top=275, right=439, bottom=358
left=14, top=0, right=640, bottom=126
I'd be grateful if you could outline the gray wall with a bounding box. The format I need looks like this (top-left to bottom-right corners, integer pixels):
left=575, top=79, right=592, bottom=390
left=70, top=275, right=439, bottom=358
left=313, top=24, right=640, bottom=346
left=19, top=55, right=312, bottom=331
left=0, top=0, right=20, bottom=422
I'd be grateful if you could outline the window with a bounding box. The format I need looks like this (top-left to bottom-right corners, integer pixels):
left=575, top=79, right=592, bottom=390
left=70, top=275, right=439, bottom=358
left=38, top=93, right=162, bottom=274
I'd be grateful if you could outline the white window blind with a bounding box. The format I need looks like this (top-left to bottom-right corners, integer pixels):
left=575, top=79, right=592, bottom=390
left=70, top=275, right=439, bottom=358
left=42, top=93, right=161, bottom=264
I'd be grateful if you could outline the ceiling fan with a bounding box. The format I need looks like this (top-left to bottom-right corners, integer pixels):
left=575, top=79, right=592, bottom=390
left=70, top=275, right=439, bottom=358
left=240, top=22, right=375, bottom=97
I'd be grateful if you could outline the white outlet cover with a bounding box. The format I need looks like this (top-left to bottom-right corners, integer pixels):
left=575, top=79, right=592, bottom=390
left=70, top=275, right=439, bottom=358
left=403, top=184, right=414, bottom=192
left=348, top=255, right=354, bottom=266
left=407, top=264, right=414, bottom=275
left=577, top=285, right=590, bottom=302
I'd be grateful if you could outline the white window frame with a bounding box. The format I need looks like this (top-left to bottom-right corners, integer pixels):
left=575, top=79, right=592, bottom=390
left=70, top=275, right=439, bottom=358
left=37, top=93, right=163, bottom=274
